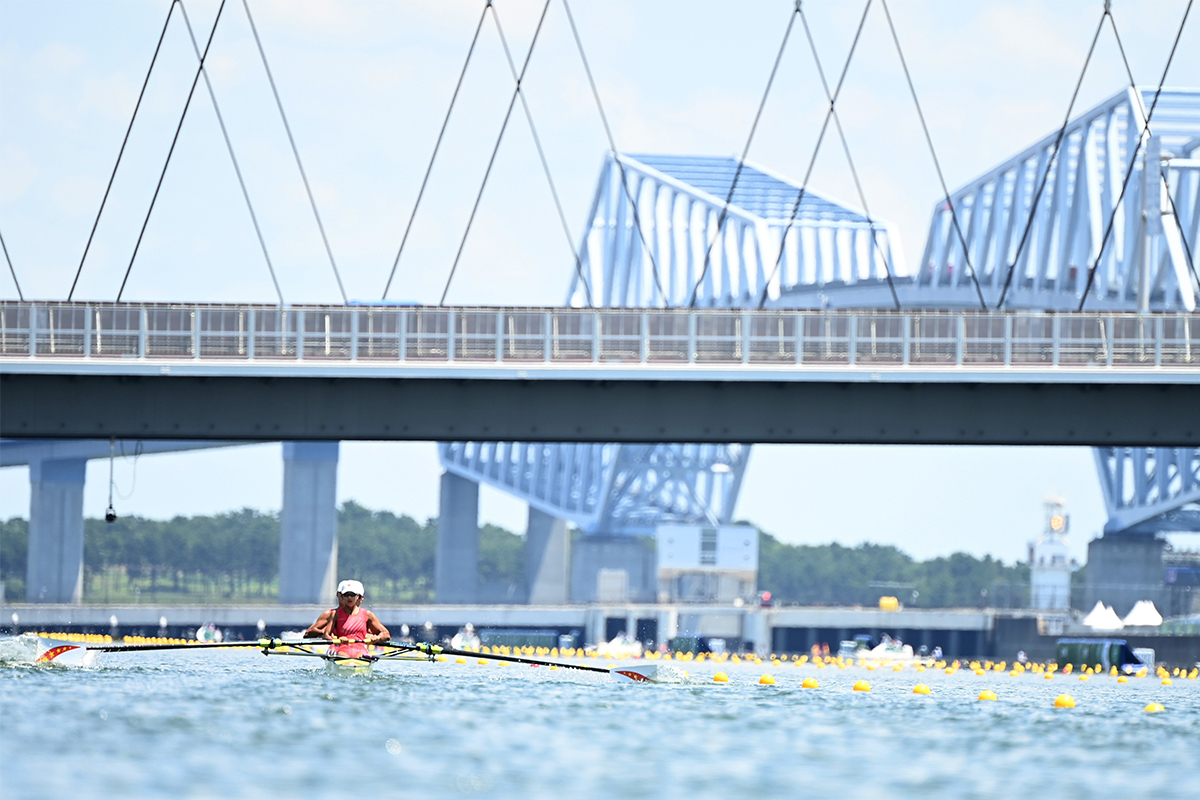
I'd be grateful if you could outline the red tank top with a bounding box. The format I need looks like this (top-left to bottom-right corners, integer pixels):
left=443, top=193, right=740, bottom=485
left=332, top=608, right=369, bottom=639
left=330, top=608, right=369, bottom=657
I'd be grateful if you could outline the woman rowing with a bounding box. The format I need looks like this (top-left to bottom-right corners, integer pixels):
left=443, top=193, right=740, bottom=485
left=304, top=580, right=391, bottom=657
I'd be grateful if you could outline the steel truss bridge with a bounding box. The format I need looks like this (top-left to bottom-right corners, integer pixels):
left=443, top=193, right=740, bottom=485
left=443, top=87, right=1200, bottom=539
left=1, top=92, right=1197, bottom=540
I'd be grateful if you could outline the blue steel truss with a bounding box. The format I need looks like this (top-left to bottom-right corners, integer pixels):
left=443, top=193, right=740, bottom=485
left=1095, top=448, right=1200, bottom=534
left=441, top=155, right=895, bottom=536
left=445, top=87, right=1200, bottom=539
left=916, top=87, right=1199, bottom=311
left=438, top=442, right=748, bottom=535
left=567, top=154, right=905, bottom=308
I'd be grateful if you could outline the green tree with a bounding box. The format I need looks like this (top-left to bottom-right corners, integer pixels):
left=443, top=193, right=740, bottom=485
left=478, top=523, right=524, bottom=584
left=0, top=517, right=28, bottom=601
left=338, top=501, right=436, bottom=601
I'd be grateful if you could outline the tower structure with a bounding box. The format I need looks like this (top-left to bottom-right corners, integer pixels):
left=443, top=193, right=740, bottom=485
left=1030, top=496, right=1072, bottom=610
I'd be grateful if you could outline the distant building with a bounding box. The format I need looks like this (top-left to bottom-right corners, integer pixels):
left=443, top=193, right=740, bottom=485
left=1030, top=496, right=1072, bottom=610
left=656, top=525, right=758, bottom=603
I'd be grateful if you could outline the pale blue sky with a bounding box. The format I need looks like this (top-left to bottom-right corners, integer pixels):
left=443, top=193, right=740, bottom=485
left=2, top=1, right=1197, bottom=563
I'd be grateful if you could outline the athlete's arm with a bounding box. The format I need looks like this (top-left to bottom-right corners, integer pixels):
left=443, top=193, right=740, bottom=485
left=364, top=612, right=391, bottom=644
left=303, top=609, right=335, bottom=639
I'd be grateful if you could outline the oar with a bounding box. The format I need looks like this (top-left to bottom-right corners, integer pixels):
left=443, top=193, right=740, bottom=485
left=387, top=641, right=610, bottom=674
left=88, top=638, right=612, bottom=676
left=90, top=637, right=340, bottom=653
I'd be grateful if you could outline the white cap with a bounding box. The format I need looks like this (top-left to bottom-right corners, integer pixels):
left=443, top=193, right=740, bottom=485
left=337, top=579, right=365, bottom=597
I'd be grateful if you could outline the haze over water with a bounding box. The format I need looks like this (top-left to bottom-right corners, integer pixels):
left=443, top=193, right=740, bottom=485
left=2, top=653, right=1196, bottom=798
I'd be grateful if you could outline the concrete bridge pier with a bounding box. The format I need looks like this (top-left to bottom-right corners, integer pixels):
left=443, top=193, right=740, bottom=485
left=436, top=471, right=479, bottom=603
left=279, top=442, right=340, bottom=606
left=25, top=458, right=87, bottom=603
left=525, top=508, right=568, bottom=604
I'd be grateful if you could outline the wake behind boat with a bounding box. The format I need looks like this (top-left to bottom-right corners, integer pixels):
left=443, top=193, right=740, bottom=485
left=0, top=633, right=99, bottom=667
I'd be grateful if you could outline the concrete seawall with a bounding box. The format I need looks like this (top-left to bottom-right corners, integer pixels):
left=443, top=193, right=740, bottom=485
left=5, top=602, right=1198, bottom=664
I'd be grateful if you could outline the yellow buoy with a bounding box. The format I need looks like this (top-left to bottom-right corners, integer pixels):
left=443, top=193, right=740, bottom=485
left=978, top=690, right=997, bottom=701
left=1110, top=666, right=1118, bottom=676
left=1044, top=672, right=1054, bottom=680
left=1117, top=675, right=1128, bottom=683
left=1144, top=702, right=1165, bottom=713
left=974, top=669, right=985, bottom=676
left=1078, top=675, right=1089, bottom=681
left=478, top=659, right=487, bottom=665
left=759, top=674, right=775, bottom=685
left=1009, top=670, right=1020, bottom=676
left=802, top=677, right=819, bottom=689
left=912, top=684, right=931, bottom=695
left=1053, top=694, right=1075, bottom=709
left=713, top=672, right=729, bottom=683
left=456, top=657, right=467, bottom=664
left=853, top=680, right=871, bottom=692
left=1162, top=678, right=1173, bottom=686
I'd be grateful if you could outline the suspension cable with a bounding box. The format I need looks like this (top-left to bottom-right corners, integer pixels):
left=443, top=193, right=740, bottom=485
left=880, top=0, right=987, bottom=310
left=69, top=0, right=177, bottom=301
left=757, top=0, right=872, bottom=309
left=382, top=1, right=488, bottom=301
left=1104, top=5, right=1200, bottom=297
left=798, top=2, right=900, bottom=310
left=995, top=8, right=1106, bottom=308
left=492, top=4, right=593, bottom=306
left=561, top=0, right=665, bottom=304
left=178, top=0, right=282, bottom=305
left=242, top=0, right=347, bottom=304
left=117, top=0, right=227, bottom=302
left=1078, top=0, right=1192, bottom=311
left=1, top=227, right=23, bottom=300
left=439, top=0, right=552, bottom=305
left=686, top=4, right=797, bottom=308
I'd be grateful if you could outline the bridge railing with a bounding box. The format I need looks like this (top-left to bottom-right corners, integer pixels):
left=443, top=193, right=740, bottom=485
left=1, top=302, right=1196, bottom=369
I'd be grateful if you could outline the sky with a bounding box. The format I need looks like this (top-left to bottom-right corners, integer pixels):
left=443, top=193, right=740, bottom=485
left=2, top=0, right=1198, bottom=564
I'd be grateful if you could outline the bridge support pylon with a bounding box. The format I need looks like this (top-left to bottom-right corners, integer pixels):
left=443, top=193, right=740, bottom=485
left=526, top=507, right=568, bottom=604
left=570, top=535, right=656, bottom=604
left=435, top=471, right=479, bottom=603
left=279, top=442, right=339, bottom=605
left=26, top=458, right=86, bottom=603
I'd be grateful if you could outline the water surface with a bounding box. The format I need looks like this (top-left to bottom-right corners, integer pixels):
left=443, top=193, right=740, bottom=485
left=2, top=652, right=1197, bottom=798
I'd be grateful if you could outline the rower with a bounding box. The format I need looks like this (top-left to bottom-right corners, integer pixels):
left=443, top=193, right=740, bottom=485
left=304, top=580, right=391, bottom=653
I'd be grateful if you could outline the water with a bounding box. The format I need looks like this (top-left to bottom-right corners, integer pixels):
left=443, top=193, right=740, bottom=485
left=2, top=652, right=1198, bottom=799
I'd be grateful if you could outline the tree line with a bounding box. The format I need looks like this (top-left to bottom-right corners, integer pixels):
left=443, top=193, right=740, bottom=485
left=0, top=503, right=1028, bottom=606
left=758, top=531, right=1030, bottom=608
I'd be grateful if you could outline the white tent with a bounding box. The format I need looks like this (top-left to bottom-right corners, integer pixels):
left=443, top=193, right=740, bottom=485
left=1122, top=600, right=1163, bottom=627
left=1082, top=601, right=1125, bottom=631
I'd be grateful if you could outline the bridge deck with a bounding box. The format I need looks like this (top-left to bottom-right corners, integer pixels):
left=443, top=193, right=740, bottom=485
left=2, top=303, right=1197, bottom=381
left=2, top=304, right=1196, bottom=445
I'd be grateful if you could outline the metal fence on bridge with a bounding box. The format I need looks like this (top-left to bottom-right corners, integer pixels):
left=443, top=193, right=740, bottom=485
left=1, top=302, right=1197, bottom=369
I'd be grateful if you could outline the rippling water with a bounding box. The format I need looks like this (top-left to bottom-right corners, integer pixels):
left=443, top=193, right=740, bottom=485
left=2, top=651, right=1197, bottom=799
